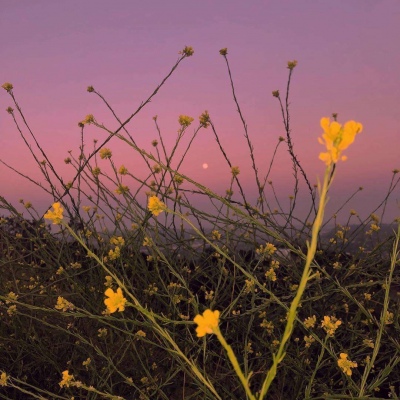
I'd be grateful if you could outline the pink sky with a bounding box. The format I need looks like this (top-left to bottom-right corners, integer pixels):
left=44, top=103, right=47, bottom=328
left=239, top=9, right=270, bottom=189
left=1, top=0, right=399, bottom=224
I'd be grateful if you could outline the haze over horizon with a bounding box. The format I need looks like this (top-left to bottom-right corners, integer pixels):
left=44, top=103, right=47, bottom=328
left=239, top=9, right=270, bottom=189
left=1, top=0, right=399, bottom=225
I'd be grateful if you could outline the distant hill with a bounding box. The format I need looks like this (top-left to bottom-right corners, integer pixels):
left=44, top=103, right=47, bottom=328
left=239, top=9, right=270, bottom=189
left=320, top=223, right=397, bottom=254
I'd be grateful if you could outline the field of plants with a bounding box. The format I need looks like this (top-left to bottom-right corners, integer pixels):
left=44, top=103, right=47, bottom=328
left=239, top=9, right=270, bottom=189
left=1, top=47, right=399, bottom=399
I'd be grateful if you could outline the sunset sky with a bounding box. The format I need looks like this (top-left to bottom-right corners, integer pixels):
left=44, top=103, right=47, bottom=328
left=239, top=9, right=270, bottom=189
left=1, top=0, right=399, bottom=224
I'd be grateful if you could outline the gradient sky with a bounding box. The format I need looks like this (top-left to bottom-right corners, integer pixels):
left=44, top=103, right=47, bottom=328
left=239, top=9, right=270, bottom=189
left=1, top=0, right=399, bottom=224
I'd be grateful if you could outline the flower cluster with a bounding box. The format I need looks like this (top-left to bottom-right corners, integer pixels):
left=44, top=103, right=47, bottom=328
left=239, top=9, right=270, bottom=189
left=256, top=242, right=277, bottom=256
left=59, top=370, right=74, bottom=388
left=118, top=165, right=128, bottom=175
left=115, top=184, right=129, bottom=195
left=99, top=148, right=112, bottom=159
left=272, top=90, right=280, bottom=98
left=108, top=246, right=121, bottom=260
left=81, top=114, right=95, bottom=125
left=304, top=335, right=315, bottom=348
left=178, top=115, right=194, bottom=128
left=199, top=110, right=210, bottom=128
left=55, top=297, right=75, bottom=312
left=304, top=315, right=317, bottom=329
left=0, top=371, right=8, bottom=386
left=264, top=267, right=277, bottom=281
left=321, top=315, right=342, bottom=336
left=287, top=60, right=298, bottom=70
left=147, top=196, right=166, bottom=217
left=231, top=166, right=240, bottom=176
left=5, top=292, right=18, bottom=304
left=1, top=82, right=13, bottom=92
left=180, top=46, right=194, bottom=57
left=211, top=230, right=221, bottom=240
left=337, top=353, right=357, bottom=376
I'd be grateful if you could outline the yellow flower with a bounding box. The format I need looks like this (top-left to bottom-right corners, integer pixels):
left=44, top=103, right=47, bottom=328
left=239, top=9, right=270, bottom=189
left=104, top=275, right=113, bottom=287
left=370, top=223, right=380, bottom=232
left=337, top=353, right=357, bottom=376
left=7, top=305, right=17, bottom=316
left=135, top=330, right=146, bottom=338
left=231, top=166, right=240, bottom=176
left=363, top=338, right=374, bottom=349
left=272, top=90, right=280, bottom=98
left=219, top=48, right=228, bottom=56
left=104, top=287, right=127, bottom=313
left=178, top=115, right=194, bottom=127
left=98, top=328, right=108, bottom=337
left=56, top=266, right=64, bottom=275
left=92, top=167, right=101, bottom=176
left=44, top=202, right=64, bottom=224
left=256, top=242, right=277, bottom=256
left=110, top=236, right=125, bottom=246
left=1, top=82, right=13, bottom=92
left=0, top=371, right=8, bottom=386
left=152, top=164, right=162, bottom=173
left=211, top=230, right=221, bottom=240
left=82, top=114, right=94, bottom=125
left=193, top=309, right=220, bottom=337
left=59, top=370, right=74, bottom=387
left=55, top=297, right=75, bottom=312
left=115, top=184, right=129, bottom=195
left=180, top=46, right=194, bottom=56
left=321, top=315, right=342, bottom=336
left=265, top=267, right=277, bottom=281
left=99, top=148, right=112, bottom=159
left=142, top=236, right=152, bottom=247
left=173, top=174, right=184, bottom=185
left=147, top=195, right=166, bottom=217
left=304, top=335, right=315, bottom=348
left=108, top=246, right=121, bottom=260
left=318, top=117, right=363, bottom=165
left=5, top=292, right=18, bottom=304
left=199, top=110, right=210, bottom=127
left=260, top=319, right=274, bottom=335
left=118, top=165, right=128, bottom=175
left=384, top=311, right=394, bottom=325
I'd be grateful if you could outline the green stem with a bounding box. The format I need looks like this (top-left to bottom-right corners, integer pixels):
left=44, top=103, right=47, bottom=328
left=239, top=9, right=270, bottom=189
left=215, top=328, right=256, bottom=400
left=304, top=336, right=328, bottom=399
left=258, top=165, right=333, bottom=399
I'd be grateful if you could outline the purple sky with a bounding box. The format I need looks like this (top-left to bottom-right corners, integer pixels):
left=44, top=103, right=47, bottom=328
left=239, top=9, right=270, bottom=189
left=1, top=0, right=399, bottom=224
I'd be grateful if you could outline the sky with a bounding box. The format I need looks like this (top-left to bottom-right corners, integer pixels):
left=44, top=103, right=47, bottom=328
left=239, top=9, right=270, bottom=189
left=1, top=0, right=399, bottom=225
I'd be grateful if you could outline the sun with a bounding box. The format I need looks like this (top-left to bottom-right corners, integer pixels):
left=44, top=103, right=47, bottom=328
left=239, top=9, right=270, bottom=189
left=202, top=163, right=208, bottom=169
